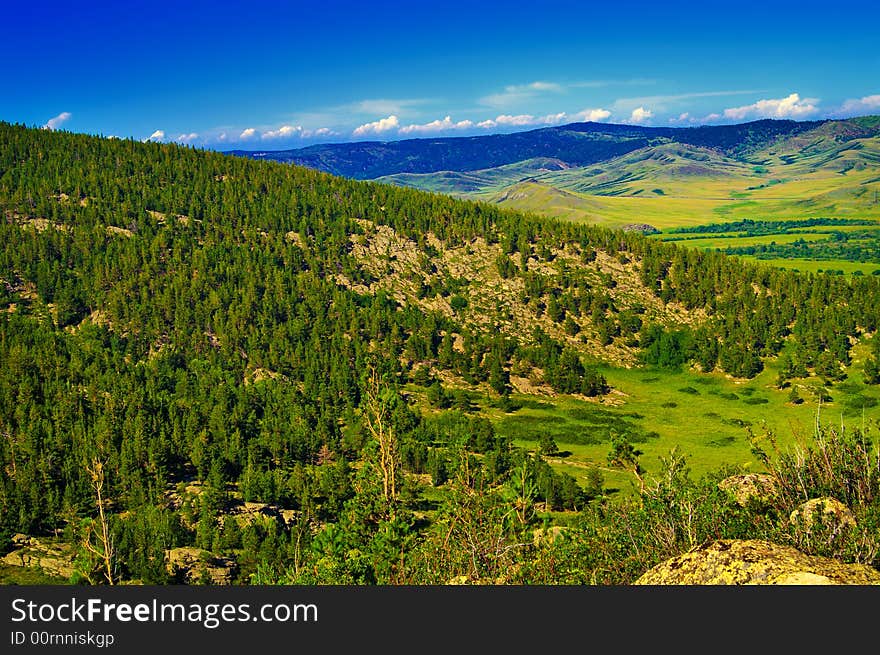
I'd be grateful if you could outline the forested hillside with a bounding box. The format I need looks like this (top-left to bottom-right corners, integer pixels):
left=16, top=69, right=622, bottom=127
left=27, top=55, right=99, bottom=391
left=2, top=122, right=879, bottom=585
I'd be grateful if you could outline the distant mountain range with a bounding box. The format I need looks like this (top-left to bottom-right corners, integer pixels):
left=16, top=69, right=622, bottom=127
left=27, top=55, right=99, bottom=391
left=228, top=116, right=880, bottom=227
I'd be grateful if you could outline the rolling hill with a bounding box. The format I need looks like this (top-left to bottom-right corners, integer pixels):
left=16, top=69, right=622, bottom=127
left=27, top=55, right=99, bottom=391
left=232, top=117, right=880, bottom=229
left=228, top=118, right=828, bottom=179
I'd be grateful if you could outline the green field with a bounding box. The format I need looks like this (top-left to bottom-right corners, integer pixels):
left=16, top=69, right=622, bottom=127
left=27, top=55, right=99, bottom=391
left=477, top=340, right=880, bottom=496
left=658, top=232, right=831, bottom=249
left=736, top=257, right=880, bottom=275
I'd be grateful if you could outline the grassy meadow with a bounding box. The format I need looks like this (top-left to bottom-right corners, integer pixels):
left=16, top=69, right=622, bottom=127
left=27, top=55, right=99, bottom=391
left=470, top=339, right=880, bottom=496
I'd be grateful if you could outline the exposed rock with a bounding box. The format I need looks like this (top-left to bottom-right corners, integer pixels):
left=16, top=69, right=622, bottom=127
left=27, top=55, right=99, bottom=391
left=11, top=533, right=37, bottom=547
left=718, top=473, right=778, bottom=506
left=2, top=537, right=76, bottom=579
left=165, top=547, right=237, bottom=585
left=790, top=497, right=857, bottom=531
left=635, top=539, right=880, bottom=585
left=533, top=526, right=570, bottom=547
left=447, top=575, right=471, bottom=585
left=279, top=509, right=299, bottom=526
left=621, top=223, right=660, bottom=235
left=225, top=500, right=285, bottom=528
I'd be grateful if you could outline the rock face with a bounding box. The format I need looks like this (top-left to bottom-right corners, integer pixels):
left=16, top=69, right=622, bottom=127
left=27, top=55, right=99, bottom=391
left=718, top=474, right=778, bottom=507
left=2, top=535, right=76, bottom=580
left=165, top=547, right=237, bottom=585
left=635, top=540, right=880, bottom=585
left=532, top=526, right=570, bottom=547
left=790, top=498, right=857, bottom=531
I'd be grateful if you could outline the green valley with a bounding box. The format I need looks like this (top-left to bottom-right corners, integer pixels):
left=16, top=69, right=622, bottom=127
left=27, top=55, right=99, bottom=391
left=2, top=121, right=880, bottom=587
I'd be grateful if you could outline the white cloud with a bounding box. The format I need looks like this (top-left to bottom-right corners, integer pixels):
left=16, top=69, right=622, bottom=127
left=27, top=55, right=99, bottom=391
left=476, top=112, right=577, bottom=130
left=572, top=108, right=611, bottom=122
left=527, top=81, right=562, bottom=92
left=837, top=94, right=880, bottom=117
left=669, top=112, right=697, bottom=124
left=262, top=125, right=303, bottom=139
left=399, top=116, right=475, bottom=135
left=237, top=125, right=335, bottom=143
left=495, top=114, right=538, bottom=126
left=722, top=92, right=818, bottom=120
left=629, top=107, right=653, bottom=123
left=352, top=115, right=400, bottom=137
left=143, top=130, right=165, bottom=142
left=176, top=133, right=199, bottom=143
left=217, top=132, right=227, bottom=142
left=43, top=112, right=72, bottom=130
left=480, top=81, right=564, bottom=108
left=298, top=127, right=339, bottom=138
left=538, top=112, right=568, bottom=124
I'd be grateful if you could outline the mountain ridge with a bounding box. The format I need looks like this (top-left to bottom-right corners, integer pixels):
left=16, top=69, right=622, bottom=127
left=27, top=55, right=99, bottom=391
left=228, top=117, right=852, bottom=179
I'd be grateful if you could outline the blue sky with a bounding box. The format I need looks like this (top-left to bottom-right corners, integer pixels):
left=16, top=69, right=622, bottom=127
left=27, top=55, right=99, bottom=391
left=3, top=0, right=879, bottom=149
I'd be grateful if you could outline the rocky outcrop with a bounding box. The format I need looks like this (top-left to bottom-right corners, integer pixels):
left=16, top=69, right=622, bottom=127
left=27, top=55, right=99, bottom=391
left=790, top=497, right=856, bottom=532
left=165, top=547, right=237, bottom=585
left=2, top=534, right=76, bottom=579
left=718, top=474, right=778, bottom=507
left=225, top=501, right=290, bottom=529
left=532, top=526, right=570, bottom=546
left=635, top=539, right=880, bottom=585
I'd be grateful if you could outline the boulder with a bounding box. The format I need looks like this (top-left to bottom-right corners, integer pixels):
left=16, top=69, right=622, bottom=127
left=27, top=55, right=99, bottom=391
left=790, top=497, right=856, bottom=531
left=2, top=537, right=76, bottom=579
left=226, top=500, right=285, bottom=528
left=635, top=539, right=880, bottom=585
left=10, top=533, right=37, bottom=547
left=532, top=526, right=570, bottom=547
left=718, top=474, right=778, bottom=506
left=165, top=547, right=237, bottom=585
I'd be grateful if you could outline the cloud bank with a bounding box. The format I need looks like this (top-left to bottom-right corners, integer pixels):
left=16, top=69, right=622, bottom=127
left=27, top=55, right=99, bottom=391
left=837, top=94, right=880, bottom=117
left=722, top=92, right=819, bottom=120
left=353, top=115, right=400, bottom=137
left=628, top=107, right=653, bottom=123
left=43, top=112, right=72, bottom=130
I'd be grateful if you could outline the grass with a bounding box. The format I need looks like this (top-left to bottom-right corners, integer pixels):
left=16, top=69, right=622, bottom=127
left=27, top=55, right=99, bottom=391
left=735, top=257, right=880, bottom=275
left=477, top=345, right=880, bottom=497
left=0, top=563, right=69, bottom=585
left=657, top=232, right=831, bottom=249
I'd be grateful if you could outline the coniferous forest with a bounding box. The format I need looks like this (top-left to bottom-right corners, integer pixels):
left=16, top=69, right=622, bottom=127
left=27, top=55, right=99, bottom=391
left=1, top=122, right=879, bottom=585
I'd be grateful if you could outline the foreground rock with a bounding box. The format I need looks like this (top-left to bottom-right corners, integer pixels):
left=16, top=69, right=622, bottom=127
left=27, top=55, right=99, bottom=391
left=2, top=534, right=76, bottom=579
left=165, top=547, right=237, bottom=585
left=635, top=539, right=880, bottom=585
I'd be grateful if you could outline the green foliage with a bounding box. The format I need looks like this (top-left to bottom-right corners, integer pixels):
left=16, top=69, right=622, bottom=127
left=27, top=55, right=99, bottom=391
left=865, top=357, right=880, bottom=385
left=607, top=434, right=643, bottom=473
left=2, top=122, right=880, bottom=586
left=640, top=324, right=691, bottom=370
left=538, top=433, right=558, bottom=456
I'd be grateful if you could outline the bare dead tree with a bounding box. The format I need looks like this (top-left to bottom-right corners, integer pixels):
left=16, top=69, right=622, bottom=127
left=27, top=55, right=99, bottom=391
left=363, top=367, right=399, bottom=503
left=83, top=459, right=116, bottom=585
